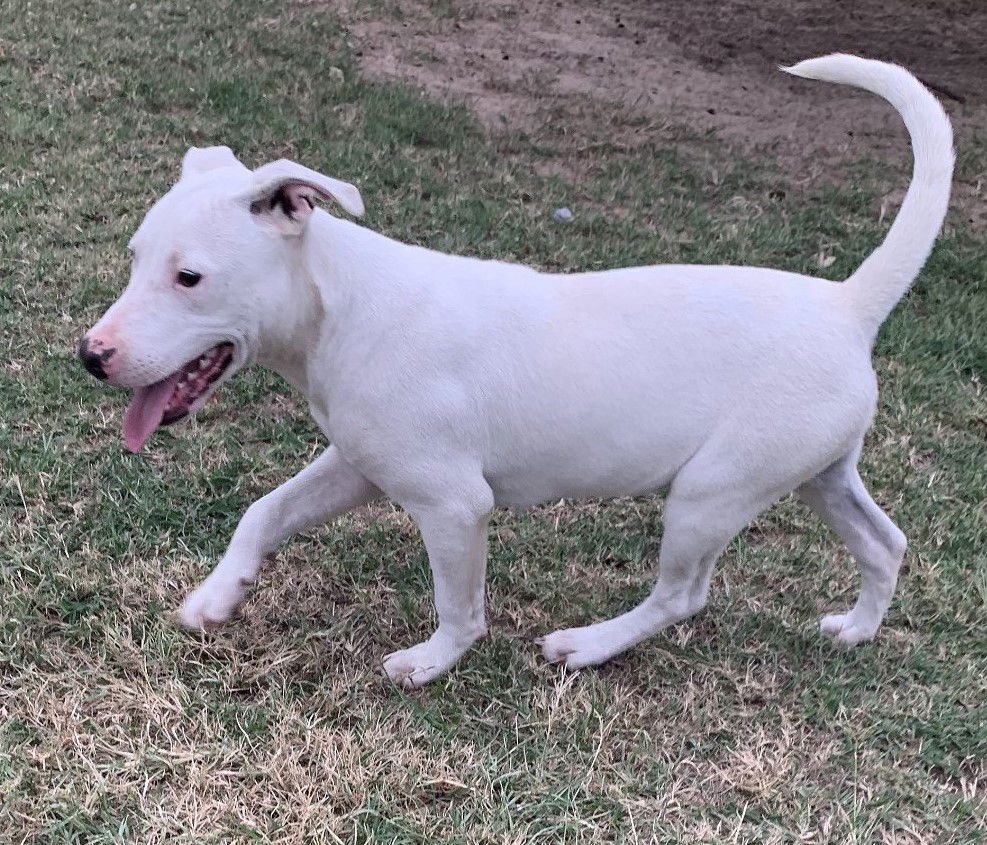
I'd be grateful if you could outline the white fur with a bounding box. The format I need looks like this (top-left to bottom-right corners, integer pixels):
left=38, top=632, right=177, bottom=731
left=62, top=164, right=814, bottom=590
left=82, top=55, right=953, bottom=687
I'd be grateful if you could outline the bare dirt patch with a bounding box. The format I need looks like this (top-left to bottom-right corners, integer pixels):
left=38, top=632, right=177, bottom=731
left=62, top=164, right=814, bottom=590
left=337, top=0, right=987, bottom=219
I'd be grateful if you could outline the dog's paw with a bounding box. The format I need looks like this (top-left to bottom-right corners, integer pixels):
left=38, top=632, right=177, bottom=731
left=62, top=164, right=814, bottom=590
left=539, top=624, right=618, bottom=670
left=177, top=576, right=252, bottom=631
left=818, top=612, right=879, bottom=647
left=382, top=634, right=470, bottom=689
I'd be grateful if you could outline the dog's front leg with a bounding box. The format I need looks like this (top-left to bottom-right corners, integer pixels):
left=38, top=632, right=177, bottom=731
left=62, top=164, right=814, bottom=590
left=383, top=489, right=493, bottom=689
left=178, top=444, right=378, bottom=629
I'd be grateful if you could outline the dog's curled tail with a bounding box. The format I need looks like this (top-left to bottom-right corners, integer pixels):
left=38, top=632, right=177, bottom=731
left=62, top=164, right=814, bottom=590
left=781, top=54, right=954, bottom=334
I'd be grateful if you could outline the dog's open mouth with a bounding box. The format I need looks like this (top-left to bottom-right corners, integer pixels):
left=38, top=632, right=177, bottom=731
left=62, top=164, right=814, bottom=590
left=122, top=342, right=235, bottom=453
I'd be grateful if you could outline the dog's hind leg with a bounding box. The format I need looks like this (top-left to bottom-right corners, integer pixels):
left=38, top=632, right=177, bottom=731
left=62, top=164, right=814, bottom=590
left=797, top=449, right=906, bottom=646
left=540, top=472, right=781, bottom=670
left=178, top=444, right=379, bottom=630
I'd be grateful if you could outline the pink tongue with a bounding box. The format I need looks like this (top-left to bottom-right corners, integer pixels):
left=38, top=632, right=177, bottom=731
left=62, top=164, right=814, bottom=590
left=122, top=372, right=182, bottom=453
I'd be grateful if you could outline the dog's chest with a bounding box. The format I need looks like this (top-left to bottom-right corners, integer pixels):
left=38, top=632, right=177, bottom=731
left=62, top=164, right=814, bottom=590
left=307, top=398, right=334, bottom=441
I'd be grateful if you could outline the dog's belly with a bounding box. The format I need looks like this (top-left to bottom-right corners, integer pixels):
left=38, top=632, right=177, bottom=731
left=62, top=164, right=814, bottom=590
left=484, top=452, right=684, bottom=507
left=481, top=397, right=706, bottom=507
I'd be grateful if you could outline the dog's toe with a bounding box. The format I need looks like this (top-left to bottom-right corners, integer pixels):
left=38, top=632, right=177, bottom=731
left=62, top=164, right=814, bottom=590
left=819, top=612, right=849, bottom=637
left=539, top=626, right=617, bottom=669
left=177, top=581, right=245, bottom=631
left=818, top=612, right=878, bottom=647
left=382, top=657, right=434, bottom=690
left=177, top=601, right=227, bottom=632
left=177, top=608, right=214, bottom=631
left=382, top=637, right=465, bottom=689
left=539, top=631, right=578, bottom=665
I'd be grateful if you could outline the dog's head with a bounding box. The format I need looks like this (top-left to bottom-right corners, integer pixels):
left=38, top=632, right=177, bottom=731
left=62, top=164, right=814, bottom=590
left=79, top=146, right=363, bottom=452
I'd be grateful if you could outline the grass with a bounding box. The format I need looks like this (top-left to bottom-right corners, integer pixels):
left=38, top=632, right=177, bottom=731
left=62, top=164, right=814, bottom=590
left=1, top=0, right=985, bottom=842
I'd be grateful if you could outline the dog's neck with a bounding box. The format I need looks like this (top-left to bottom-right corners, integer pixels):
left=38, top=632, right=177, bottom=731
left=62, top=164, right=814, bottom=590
left=253, top=244, right=326, bottom=396
left=254, top=210, right=390, bottom=396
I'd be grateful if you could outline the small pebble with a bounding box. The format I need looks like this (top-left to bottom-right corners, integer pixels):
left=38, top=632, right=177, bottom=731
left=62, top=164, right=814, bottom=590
left=553, top=207, right=573, bottom=222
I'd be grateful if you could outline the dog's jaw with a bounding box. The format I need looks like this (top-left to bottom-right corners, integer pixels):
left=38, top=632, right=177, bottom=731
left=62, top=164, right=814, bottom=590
left=122, top=341, right=237, bottom=452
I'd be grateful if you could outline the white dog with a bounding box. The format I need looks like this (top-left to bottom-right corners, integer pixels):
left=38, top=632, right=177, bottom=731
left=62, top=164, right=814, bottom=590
left=80, top=55, right=953, bottom=687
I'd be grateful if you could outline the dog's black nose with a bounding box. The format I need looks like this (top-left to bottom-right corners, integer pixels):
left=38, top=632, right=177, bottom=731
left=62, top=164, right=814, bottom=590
left=78, top=337, right=112, bottom=380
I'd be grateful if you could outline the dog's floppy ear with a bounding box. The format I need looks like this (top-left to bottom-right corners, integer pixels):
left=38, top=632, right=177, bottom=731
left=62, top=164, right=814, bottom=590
left=181, top=146, right=246, bottom=180
left=247, top=159, right=364, bottom=235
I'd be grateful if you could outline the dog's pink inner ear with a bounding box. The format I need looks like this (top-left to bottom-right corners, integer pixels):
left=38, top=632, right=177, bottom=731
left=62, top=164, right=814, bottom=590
left=249, top=160, right=365, bottom=218
left=281, top=184, right=317, bottom=219
left=250, top=182, right=317, bottom=225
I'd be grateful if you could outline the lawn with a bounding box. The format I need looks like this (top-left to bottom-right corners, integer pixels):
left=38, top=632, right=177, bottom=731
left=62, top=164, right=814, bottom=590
left=0, top=1, right=985, bottom=842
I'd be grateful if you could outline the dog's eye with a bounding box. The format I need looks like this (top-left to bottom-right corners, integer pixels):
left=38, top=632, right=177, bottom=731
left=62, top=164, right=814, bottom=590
left=177, top=269, right=202, bottom=288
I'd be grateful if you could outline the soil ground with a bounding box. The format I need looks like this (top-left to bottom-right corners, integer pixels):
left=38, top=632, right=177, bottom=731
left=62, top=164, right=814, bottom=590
left=341, top=0, right=987, bottom=220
